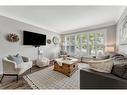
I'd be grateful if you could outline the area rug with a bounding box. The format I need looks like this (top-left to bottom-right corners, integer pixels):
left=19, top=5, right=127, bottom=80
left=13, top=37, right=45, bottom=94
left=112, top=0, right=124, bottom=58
left=23, top=66, right=80, bottom=89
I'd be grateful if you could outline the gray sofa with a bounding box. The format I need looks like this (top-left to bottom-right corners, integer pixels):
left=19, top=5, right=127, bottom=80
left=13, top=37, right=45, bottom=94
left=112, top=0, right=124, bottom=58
left=80, top=68, right=127, bottom=89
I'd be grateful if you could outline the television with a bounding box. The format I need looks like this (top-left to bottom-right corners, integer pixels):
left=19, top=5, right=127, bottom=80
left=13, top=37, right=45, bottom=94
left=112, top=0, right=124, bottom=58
left=23, top=31, right=46, bottom=46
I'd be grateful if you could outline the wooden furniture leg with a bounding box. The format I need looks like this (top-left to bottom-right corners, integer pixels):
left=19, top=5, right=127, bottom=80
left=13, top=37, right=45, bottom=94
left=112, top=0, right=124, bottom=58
left=0, top=74, right=19, bottom=83
left=0, top=74, right=4, bottom=83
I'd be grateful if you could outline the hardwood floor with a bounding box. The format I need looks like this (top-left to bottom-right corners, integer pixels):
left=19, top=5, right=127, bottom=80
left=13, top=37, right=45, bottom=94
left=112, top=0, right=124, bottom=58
left=0, top=65, right=49, bottom=89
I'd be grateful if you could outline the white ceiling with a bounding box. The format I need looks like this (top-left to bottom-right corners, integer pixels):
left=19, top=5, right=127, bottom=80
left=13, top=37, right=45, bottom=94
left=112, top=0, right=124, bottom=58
left=0, top=6, right=125, bottom=34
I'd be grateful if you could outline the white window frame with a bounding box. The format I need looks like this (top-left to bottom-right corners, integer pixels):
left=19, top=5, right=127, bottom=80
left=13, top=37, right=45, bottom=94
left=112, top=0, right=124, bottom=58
left=64, top=29, right=107, bottom=56
left=65, top=34, right=76, bottom=55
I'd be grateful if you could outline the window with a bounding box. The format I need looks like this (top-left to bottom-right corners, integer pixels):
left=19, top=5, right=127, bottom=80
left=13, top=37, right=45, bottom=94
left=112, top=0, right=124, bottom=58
left=76, top=34, right=81, bottom=54
left=64, top=29, right=106, bottom=56
left=70, top=35, right=75, bottom=53
left=96, top=32, right=105, bottom=54
left=81, top=33, right=87, bottom=55
left=65, top=35, right=75, bottom=55
left=89, top=32, right=96, bottom=55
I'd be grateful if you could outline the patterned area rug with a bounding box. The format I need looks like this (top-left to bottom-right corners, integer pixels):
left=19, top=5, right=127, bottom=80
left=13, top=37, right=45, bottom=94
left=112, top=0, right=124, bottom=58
left=24, top=66, right=80, bottom=89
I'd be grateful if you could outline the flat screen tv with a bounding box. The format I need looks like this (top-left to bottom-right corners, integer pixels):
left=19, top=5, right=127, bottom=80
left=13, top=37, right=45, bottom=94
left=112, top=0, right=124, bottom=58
left=23, top=31, right=46, bottom=46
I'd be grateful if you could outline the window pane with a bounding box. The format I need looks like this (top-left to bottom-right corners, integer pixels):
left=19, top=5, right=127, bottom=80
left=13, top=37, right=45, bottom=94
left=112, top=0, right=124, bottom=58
left=76, top=34, right=81, bottom=49
left=89, top=44, right=96, bottom=55
left=70, top=36, right=75, bottom=54
left=96, top=32, right=104, bottom=44
left=67, top=36, right=69, bottom=41
left=63, top=46, right=66, bottom=51
left=70, top=36, right=75, bottom=44
left=67, top=46, right=69, bottom=52
left=75, top=35, right=80, bottom=55
left=81, top=44, right=87, bottom=55
left=70, top=46, right=75, bottom=53
left=97, top=32, right=104, bottom=37
left=66, top=36, right=70, bottom=45
left=89, top=33, right=95, bottom=55
left=89, top=32, right=95, bottom=44
left=96, top=45, right=104, bottom=54
left=82, top=33, right=87, bottom=43
left=82, top=44, right=87, bottom=49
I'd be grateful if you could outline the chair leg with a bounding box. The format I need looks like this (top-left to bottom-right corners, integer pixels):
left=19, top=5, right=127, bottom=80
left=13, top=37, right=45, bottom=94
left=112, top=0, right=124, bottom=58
left=16, top=75, right=19, bottom=81
left=30, top=68, right=32, bottom=73
left=0, top=74, right=4, bottom=83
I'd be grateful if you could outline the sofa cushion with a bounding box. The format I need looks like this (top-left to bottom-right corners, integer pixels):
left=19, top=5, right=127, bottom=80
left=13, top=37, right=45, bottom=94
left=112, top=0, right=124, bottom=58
left=113, top=59, right=124, bottom=65
left=89, top=59, right=113, bottom=73
left=8, top=54, right=23, bottom=64
left=110, top=53, right=124, bottom=58
left=111, top=64, right=126, bottom=78
left=122, top=70, right=127, bottom=79
left=96, top=55, right=110, bottom=60
left=121, top=63, right=127, bottom=79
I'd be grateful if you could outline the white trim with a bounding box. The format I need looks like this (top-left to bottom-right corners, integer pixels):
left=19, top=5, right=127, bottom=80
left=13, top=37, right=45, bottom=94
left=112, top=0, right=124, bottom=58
left=61, top=22, right=116, bottom=34
left=0, top=13, right=59, bottom=34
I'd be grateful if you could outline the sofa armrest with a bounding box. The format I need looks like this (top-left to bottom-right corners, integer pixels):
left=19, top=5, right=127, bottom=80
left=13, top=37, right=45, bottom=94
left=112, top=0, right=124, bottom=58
left=2, top=58, right=18, bottom=74
left=80, top=68, right=127, bottom=89
left=17, top=61, right=33, bottom=75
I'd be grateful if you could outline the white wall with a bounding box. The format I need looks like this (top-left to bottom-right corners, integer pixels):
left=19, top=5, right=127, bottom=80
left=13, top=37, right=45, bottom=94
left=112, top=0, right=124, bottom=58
left=116, top=7, right=127, bottom=54
left=106, top=25, right=116, bottom=46
left=0, top=15, right=60, bottom=74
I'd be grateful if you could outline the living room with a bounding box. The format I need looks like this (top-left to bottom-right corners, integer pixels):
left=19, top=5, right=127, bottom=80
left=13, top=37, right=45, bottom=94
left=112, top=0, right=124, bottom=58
left=0, top=5, right=127, bottom=90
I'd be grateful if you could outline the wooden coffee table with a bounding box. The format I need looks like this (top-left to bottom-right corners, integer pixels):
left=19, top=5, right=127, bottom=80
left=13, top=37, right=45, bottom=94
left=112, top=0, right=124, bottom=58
left=53, top=57, right=78, bottom=77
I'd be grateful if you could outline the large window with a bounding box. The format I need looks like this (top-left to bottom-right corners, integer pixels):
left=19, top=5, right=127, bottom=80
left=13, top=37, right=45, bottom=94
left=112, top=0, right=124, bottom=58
left=65, top=29, right=106, bottom=56
left=65, top=35, right=75, bottom=55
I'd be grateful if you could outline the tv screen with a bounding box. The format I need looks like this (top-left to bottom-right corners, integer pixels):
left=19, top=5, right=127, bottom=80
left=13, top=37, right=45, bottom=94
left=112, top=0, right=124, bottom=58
left=23, top=31, right=46, bottom=46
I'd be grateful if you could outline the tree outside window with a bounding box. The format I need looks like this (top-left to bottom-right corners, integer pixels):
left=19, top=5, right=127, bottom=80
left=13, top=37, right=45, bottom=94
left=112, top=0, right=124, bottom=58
left=76, top=34, right=80, bottom=48
left=82, top=33, right=87, bottom=43
left=89, top=33, right=96, bottom=55
left=96, top=32, right=104, bottom=54
left=81, top=33, right=87, bottom=55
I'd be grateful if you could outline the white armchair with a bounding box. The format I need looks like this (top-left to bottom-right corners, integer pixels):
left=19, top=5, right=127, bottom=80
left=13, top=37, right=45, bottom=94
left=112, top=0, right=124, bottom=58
left=0, top=56, right=33, bottom=82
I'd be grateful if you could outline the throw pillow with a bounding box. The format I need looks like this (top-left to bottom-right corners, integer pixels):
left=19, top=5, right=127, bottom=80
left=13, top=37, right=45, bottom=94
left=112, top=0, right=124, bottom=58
left=122, top=70, right=127, bottom=79
left=111, top=53, right=124, bottom=58
left=15, top=54, right=24, bottom=63
left=7, top=54, right=23, bottom=64
left=111, top=64, right=126, bottom=78
left=89, top=59, right=113, bottom=73
left=122, top=64, right=127, bottom=79
left=96, top=55, right=110, bottom=60
left=113, top=59, right=124, bottom=65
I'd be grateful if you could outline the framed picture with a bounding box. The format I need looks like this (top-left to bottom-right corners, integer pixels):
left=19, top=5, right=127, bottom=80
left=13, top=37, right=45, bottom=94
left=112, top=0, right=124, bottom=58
left=52, top=36, right=59, bottom=45
left=47, top=39, right=51, bottom=44
left=119, top=16, right=127, bottom=45
left=7, top=33, right=19, bottom=42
